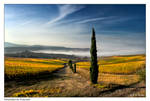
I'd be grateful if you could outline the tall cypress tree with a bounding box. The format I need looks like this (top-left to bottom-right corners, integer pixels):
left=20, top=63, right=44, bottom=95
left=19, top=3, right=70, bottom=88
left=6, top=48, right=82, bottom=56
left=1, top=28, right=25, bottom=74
left=90, top=28, right=99, bottom=84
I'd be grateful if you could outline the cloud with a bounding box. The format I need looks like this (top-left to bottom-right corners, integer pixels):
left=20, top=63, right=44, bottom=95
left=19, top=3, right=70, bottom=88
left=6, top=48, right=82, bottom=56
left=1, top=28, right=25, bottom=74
left=5, top=5, right=145, bottom=56
left=20, top=20, right=32, bottom=26
left=76, top=16, right=115, bottom=24
left=76, top=17, right=106, bottom=24
left=75, top=16, right=135, bottom=27
left=98, top=17, right=138, bottom=27
left=47, top=5, right=85, bottom=25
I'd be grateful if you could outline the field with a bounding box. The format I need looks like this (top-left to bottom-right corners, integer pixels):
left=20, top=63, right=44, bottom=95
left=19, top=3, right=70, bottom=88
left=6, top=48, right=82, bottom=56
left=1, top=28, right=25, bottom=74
left=77, top=55, right=145, bottom=74
left=77, top=55, right=145, bottom=85
left=5, top=54, right=146, bottom=97
left=5, top=57, right=66, bottom=80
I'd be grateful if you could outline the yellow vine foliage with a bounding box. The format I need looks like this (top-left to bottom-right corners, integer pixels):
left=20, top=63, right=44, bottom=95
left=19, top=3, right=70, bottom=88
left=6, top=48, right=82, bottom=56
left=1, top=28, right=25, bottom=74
left=5, top=57, right=66, bottom=78
left=77, top=55, right=145, bottom=74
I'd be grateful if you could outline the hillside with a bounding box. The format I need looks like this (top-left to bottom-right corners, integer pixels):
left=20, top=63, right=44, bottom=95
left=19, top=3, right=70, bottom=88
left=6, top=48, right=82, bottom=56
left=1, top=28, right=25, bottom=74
left=5, top=50, right=80, bottom=59
left=4, top=42, right=89, bottom=54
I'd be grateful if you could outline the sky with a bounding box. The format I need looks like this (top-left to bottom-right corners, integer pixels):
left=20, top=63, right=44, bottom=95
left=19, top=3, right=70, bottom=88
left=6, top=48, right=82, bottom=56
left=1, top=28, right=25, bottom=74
left=5, top=4, right=146, bottom=56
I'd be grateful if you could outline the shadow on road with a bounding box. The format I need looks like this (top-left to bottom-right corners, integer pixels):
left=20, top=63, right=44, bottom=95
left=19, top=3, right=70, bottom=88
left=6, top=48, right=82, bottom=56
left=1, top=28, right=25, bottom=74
left=5, top=64, right=70, bottom=86
left=98, top=81, right=145, bottom=96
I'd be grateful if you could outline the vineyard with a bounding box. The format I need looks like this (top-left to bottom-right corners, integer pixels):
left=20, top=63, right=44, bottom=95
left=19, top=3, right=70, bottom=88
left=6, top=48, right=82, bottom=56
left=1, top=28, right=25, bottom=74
left=77, top=55, right=145, bottom=74
left=5, top=55, right=146, bottom=97
left=5, top=57, right=67, bottom=80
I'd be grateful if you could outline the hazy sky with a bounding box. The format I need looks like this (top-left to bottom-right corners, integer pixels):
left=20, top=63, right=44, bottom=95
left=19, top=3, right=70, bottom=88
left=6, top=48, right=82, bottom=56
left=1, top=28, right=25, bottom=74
left=5, top=4, right=146, bottom=56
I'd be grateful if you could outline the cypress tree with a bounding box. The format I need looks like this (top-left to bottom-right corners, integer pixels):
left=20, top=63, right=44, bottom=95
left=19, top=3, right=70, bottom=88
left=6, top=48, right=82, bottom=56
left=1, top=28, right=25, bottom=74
left=73, top=63, right=76, bottom=73
left=68, top=60, right=72, bottom=66
left=90, top=28, right=99, bottom=84
left=68, top=60, right=73, bottom=70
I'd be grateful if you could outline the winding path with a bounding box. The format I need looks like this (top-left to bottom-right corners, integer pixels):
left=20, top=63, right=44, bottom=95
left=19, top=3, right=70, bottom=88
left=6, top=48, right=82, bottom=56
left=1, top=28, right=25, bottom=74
left=5, top=66, right=145, bottom=97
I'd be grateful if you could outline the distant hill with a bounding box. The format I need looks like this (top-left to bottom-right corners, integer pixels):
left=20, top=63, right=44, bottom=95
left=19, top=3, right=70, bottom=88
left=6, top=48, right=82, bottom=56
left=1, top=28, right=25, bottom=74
left=5, top=50, right=80, bottom=59
left=5, top=42, right=27, bottom=47
left=4, top=42, right=90, bottom=54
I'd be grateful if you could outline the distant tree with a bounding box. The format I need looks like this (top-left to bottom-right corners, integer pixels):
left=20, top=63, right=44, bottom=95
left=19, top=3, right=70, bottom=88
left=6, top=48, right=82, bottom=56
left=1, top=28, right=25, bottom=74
left=68, top=60, right=73, bottom=70
left=73, top=63, right=76, bottom=73
left=90, top=28, right=99, bottom=84
left=68, top=60, right=72, bottom=65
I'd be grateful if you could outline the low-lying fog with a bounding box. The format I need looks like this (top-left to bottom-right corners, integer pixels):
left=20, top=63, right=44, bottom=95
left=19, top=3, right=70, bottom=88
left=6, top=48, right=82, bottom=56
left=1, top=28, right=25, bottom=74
left=32, top=50, right=90, bottom=57
left=32, top=49, right=145, bottom=57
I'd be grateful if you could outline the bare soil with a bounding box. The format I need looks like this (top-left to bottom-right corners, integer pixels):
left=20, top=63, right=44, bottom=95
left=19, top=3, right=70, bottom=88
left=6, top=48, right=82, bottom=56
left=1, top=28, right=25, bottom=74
left=5, top=66, right=146, bottom=97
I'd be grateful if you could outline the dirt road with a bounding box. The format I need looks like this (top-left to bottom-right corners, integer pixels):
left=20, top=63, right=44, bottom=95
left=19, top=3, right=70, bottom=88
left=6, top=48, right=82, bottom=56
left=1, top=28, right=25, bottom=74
left=5, top=66, right=145, bottom=97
